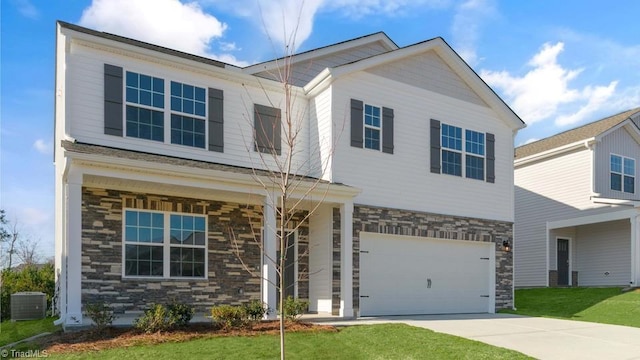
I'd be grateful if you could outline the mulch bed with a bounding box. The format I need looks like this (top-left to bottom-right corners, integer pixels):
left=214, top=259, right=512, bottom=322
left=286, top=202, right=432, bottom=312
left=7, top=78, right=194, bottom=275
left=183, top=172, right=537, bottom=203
left=34, top=321, right=337, bottom=354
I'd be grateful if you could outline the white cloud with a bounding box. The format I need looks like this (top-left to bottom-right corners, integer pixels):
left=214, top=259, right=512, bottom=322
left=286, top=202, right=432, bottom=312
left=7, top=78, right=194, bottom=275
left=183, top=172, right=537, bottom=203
left=481, top=42, right=618, bottom=126
left=450, top=0, right=496, bottom=66
left=79, top=0, right=248, bottom=64
left=11, top=0, right=39, bottom=19
left=18, top=207, right=51, bottom=227
left=219, top=41, right=240, bottom=52
left=203, top=0, right=449, bottom=49
left=33, top=139, right=51, bottom=154
left=520, top=138, right=539, bottom=146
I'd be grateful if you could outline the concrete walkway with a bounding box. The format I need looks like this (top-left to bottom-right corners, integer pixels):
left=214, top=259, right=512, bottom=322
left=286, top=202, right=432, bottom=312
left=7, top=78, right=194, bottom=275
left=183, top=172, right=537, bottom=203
left=315, top=314, right=640, bottom=360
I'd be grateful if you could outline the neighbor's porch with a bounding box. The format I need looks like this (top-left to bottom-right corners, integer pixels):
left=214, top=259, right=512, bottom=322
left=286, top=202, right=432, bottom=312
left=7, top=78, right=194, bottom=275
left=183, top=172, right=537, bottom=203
left=546, top=208, right=640, bottom=287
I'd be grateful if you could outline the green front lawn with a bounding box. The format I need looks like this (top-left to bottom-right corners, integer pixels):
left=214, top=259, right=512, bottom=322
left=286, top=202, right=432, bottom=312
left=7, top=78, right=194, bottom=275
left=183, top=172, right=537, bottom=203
left=50, top=324, right=529, bottom=359
left=0, top=317, right=59, bottom=346
left=502, top=287, right=640, bottom=327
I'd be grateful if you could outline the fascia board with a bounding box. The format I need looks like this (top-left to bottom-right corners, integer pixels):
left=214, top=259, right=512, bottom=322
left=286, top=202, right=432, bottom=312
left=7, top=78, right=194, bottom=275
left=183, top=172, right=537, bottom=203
left=515, top=139, right=595, bottom=167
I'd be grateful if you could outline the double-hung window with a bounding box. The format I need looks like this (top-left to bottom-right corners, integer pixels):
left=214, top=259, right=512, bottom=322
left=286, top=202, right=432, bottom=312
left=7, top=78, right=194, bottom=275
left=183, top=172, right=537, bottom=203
left=170, top=82, right=207, bottom=149
left=124, top=210, right=207, bottom=279
left=611, top=154, right=635, bottom=193
left=125, top=71, right=165, bottom=142
left=441, top=124, right=486, bottom=180
left=364, top=104, right=381, bottom=150
left=465, top=130, right=485, bottom=180
left=441, top=124, right=462, bottom=176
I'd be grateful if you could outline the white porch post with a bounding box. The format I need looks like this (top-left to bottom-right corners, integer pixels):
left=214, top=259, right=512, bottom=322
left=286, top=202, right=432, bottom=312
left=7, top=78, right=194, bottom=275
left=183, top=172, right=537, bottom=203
left=631, top=214, right=640, bottom=287
left=262, top=194, right=277, bottom=319
left=340, top=201, right=354, bottom=317
left=65, top=168, right=83, bottom=326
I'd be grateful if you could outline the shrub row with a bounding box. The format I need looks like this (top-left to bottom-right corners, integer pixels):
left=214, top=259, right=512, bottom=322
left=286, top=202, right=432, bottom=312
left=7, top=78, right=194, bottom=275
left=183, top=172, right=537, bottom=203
left=84, top=296, right=308, bottom=332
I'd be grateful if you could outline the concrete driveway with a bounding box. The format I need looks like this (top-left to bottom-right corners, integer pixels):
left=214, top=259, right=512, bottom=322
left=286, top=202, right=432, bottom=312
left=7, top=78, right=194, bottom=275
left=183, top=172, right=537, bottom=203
left=316, top=314, right=640, bottom=360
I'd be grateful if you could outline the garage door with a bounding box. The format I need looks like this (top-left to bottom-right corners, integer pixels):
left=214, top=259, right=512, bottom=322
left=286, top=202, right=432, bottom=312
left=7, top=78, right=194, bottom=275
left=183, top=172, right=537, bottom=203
left=359, top=232, right=494, bottom=316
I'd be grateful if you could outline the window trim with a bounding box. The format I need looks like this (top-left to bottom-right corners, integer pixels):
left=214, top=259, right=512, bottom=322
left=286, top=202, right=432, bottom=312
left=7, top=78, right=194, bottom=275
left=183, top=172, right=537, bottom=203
left=440, top=123, right=486, bottom=181
left=122, top=69, right=210, bottom=150
left=610, top=153, right=635, bottom=194
left=122, top=209, right=208, bottom=280
left=363, top=103, right=382, bottom=151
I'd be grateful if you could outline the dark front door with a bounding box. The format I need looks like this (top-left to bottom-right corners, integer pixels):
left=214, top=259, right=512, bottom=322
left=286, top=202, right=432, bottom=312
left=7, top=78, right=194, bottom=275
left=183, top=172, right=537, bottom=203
left=276, top=232, right=296, bottom=303
left=557, top=239, right=569, bottom=286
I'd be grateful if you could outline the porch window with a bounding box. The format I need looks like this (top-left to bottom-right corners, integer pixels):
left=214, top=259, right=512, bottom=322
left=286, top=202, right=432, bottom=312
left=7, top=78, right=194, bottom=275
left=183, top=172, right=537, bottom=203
left=610, top=154, right=635, bottom=193
left=124, top=210, right=207, bottom=278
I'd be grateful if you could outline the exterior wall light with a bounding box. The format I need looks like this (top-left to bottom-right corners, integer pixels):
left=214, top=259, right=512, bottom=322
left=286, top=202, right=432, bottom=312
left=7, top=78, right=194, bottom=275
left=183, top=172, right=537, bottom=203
left=502, top=240, right=512, bottom=252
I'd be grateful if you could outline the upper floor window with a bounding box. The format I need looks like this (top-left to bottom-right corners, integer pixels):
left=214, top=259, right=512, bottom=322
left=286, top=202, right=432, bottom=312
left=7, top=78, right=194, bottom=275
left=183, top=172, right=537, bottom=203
left=441, top=124, right=485, bottom=180
left=171, top=81, right=207, bottom=149
left=610, top=154, right=635, bottom=193
left=465, top=130, right=485, bottom=180
left=124, top=210, right=207, bottom=279
left=364, top=104, right=381, bottom=150
left=125, top=71, right=165, bottom=142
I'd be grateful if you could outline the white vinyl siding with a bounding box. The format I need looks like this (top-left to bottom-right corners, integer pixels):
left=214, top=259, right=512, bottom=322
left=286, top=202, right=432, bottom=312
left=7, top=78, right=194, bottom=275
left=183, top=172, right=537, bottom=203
left=575, top=220, right=631, bottom=286
left=366, top=50, right=488, bottom=107
left=309, top=86, right=333, bottom=180
left=514, top=148, right=604, bottom=287
left=307, top=205, right=333, bottom=313
left=63, top=40, right=310, bottom=175
left=594, top=126, right=640, bottom=200
left=330, top=71, right=515, bottom=222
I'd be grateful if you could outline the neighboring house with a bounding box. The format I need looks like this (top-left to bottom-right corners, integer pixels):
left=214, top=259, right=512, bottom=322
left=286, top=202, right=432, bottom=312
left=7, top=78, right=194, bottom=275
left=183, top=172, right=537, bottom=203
left=54, top=21, right=524, bottom=328
left=515, top=108, right=640, bottom=288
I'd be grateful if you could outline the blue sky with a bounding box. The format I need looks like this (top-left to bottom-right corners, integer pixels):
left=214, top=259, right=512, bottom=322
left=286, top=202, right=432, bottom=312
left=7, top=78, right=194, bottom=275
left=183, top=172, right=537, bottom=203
left=2, top=0, right=639, bottom=260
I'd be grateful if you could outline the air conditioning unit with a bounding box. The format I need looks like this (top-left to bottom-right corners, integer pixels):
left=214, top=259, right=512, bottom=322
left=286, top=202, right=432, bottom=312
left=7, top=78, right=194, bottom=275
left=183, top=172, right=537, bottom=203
left=11, top=292, right=47, bottom=321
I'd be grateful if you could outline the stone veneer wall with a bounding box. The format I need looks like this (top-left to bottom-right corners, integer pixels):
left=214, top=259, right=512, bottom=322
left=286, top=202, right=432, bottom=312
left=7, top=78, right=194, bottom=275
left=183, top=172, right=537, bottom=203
left=331, top=204, right=514, bottom=315
left=81, top=187, right=308, bottom=317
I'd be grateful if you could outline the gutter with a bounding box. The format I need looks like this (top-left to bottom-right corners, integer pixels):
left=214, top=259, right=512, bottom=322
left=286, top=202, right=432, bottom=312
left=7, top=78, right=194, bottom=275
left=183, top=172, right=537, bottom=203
left=515, top=138, right=596, bottom=167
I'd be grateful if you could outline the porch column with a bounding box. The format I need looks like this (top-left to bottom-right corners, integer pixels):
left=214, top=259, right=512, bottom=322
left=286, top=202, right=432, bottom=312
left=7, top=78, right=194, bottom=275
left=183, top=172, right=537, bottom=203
left=262, top=194, right=277, bottom=319
left=632, top=214, right=640, bottom=287
left=340, top=201, right=354, bottom=317
left=65, top=168, right=83, bottom=326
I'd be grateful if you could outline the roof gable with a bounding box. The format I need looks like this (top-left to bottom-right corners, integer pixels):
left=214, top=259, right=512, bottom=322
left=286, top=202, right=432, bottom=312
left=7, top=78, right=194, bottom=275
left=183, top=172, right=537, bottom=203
left=306, top=37, right=525, bottom=131
left=515, top=108, right=640, bottom=159
left=243, top=32, right=398, bottom=86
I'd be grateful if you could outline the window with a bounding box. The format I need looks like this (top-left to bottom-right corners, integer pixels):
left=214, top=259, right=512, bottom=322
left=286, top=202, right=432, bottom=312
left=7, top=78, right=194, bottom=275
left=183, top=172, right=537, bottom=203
left=124, top=210, right=207, bottom=278
left=465, top=130, right=485, bottom=180
left=125, top=71, right=165, bottom=142
left=170, top=82, right=207, bottom=149
left=441, top=124, right=462, bottom=176
left=611, top=154, right=635, bottom=193
left=441, top=124, right=486, bottom=180
left=364, top=104, right=381, bottom=150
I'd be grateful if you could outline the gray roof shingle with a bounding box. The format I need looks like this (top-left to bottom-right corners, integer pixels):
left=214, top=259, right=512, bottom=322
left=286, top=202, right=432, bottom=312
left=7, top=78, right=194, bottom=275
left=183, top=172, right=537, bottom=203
left=515, top=108, right=640, bottom=159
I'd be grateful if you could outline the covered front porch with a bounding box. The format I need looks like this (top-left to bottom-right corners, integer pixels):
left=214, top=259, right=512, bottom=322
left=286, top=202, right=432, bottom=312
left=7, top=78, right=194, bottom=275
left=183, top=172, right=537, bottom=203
left=546, top=208, right=640, bottom=287
left=56, top=142, right=359, bottom=328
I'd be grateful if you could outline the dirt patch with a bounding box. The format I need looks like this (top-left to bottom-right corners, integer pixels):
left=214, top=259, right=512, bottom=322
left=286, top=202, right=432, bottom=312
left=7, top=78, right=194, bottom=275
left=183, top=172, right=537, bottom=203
left=34, top=321, right=337, bottom=354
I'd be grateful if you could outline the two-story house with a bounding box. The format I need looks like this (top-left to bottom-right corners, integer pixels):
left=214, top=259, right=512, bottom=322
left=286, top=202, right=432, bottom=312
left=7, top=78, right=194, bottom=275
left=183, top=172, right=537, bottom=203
left=515, top=108, right=640, bottom=288
left=54, top=21, right=524, bottom=328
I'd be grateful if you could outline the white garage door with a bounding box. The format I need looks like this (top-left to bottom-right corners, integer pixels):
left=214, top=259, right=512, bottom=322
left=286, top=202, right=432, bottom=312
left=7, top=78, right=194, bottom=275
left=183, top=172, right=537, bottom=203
left=359, top=232, right=494, bottom=316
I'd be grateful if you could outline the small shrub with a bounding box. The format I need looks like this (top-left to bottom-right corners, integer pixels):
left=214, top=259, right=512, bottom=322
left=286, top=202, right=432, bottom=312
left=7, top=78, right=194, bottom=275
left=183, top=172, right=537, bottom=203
left=134, top=304, right=175, bottom=333
left=210, top=305, right=247, bottom=330
left=281, top=296, right=309, bottom=321
left=167, top=301, right=194, bottom=328
left=243, top=300, right=269, bottom=321
left=85, top=302, right=117, bottom=329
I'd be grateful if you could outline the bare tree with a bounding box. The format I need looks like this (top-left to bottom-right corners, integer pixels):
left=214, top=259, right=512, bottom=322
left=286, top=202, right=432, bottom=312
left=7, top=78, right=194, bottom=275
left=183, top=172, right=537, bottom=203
left=0, top=211, right=20, bottom=269
left=231, top=4, right=342, bottom=359
left=15, top=237, right=42, bottom=266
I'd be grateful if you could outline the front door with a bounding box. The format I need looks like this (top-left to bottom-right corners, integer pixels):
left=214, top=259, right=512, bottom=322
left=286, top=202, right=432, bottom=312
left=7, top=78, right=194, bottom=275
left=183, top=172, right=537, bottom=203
left=557, top=238, right=569, bottom=286
left=276, top=232, right=296, bottom=303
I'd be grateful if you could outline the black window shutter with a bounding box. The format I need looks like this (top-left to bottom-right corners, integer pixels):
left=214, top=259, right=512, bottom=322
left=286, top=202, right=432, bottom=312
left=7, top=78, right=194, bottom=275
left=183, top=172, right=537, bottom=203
left=254, top=104, right=281, bottom=155
left=430, top=119, right=441, bottom=173
left=350, top=99, right=363, bottom=148
left=104, top=64, right=123, bottom=136
left=382, top=107, right=394, bottom=154
left=208, top=88, right=224, bottom=152
left=486, top=133, right=495, bottom=183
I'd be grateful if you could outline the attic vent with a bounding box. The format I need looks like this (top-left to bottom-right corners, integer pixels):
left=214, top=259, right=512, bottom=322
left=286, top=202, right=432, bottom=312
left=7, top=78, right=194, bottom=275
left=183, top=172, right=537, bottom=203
left=11, top=292, right=47, bottom=321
